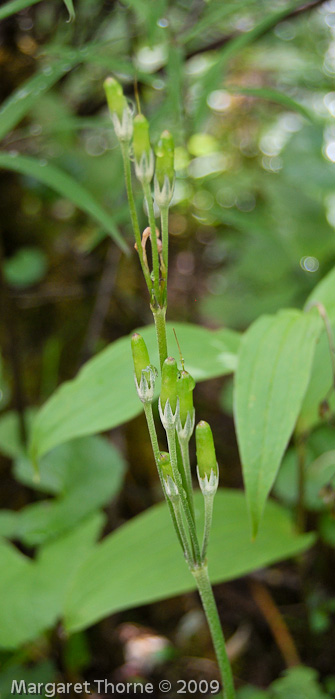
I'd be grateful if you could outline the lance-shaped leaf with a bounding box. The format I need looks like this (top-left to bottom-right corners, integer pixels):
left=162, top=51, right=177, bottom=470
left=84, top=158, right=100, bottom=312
left=0, top=153, right=127, bottom=253
left=234, top=309, right=321, bottom=538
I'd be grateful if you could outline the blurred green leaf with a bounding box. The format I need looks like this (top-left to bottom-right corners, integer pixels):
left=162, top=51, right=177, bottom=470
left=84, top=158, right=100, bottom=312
left=0, top=410, right=35, bottom=459
left=64, top=489, right=315, bottom=633
left=0, top=152, right=128, bottom=253
left=234, top=309, right=321, bottom=537
left=11, top=435, right=125, bottom=545
left=0, top=512, right=104, bottom=649
left=0, top=62, right=76, bottom=142
left=270, top=666, right=329, bottom=698
left=304, top=265, right=335, bottom=321
left=30, top=322, right=240, bottom=461
left=0, top=661, right=56, bottom=699
left=4, top=247, right=48, bottom=288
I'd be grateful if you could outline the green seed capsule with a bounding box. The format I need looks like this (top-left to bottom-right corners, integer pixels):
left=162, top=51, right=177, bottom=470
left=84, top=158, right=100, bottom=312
left=103, top=77, right=126, bottom=120
left=133, top=114, right=151, bottom=161
left=196, top=421, right=218, bottom=479
left=160, top=357, right=178, bottom=413
left=131, top=333, right=150, bottom=384
left=177, top=370, right=195, bottom=428
left=155, top=130, right=175, bottom=188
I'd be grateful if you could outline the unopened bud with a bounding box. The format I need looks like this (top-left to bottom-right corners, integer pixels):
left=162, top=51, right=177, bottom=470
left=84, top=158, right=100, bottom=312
left=131, top=333, right=150, bottom=384
left=154, top=131, right=175, bottom=207
left=196, top=421, right=218, bottom=480
left=160, top=357, right=178, bottom=413
left=131, top=333, right=157, bottom=403
left=133, top=114, right=154, bottom=183
left=177, top=370, right=195, bottom=428
left=103, top=77, right=133, bottom=142
left=159, top=452, right=179, bottom=499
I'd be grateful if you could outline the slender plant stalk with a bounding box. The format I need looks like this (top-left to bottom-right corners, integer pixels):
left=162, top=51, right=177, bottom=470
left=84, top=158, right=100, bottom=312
left=166, top=426, right=201, bottom=565
left=143, top=180, right=161, bottom=304
left=201, top=492, right=215, bottom=560
left=120, top=142, right=152, bottom=292
left=192, top=565, right=235, bottom=699
left=179, top=436, right=195, bottom=518
left=160, top=205, right=169, bottom=279
left=171, top=498, right=194, bottom=565
left=152, top=306, right=168, bottom=369
left=143, top=402, right=183, bottom=550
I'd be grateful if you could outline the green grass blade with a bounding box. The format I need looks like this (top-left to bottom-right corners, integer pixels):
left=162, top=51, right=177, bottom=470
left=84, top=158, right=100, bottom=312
left=0, top=62, right=75, bottom=142
left=195, top=0, right=308, bottom=126
left=225, top=85, right=317, bottom=123
left=0, top=152, right=128, bottom=253
left=0, top=0, right=42, bottom=21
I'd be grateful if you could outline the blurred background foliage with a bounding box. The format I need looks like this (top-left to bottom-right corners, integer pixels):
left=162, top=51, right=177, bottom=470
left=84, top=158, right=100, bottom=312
left=1, top=0, right=335, bottom=694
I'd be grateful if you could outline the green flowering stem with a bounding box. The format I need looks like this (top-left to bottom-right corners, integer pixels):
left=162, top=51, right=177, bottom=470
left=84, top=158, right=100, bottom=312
left=120, top=141, right=151, bottom=293
left=143, top=180, right=161, bottom=306
left=152, top=305, right=168, bottom=369
left=192, top=565, right=235, bottom=699
left=165, top=426, right=201, bottom=566
left=160, top=205, right=169, bottom=282
left=143, top=402, right=183, bottom=550
left=201, top=492, right=215, bottom=561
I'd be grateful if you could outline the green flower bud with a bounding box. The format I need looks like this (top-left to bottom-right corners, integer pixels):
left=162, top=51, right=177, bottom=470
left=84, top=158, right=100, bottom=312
left=177, top=370, right=195, bottom=428
left=103, top=77, right=133, bottom=141
left=103, top=77, right=126, bottom=120
left=133, top=114, right=151, bottom=160
left=196, top=421, right=218, bottom=480
left=133, top=114, right=154, bottom=183
left=159, top=451, right=179, bottom=499
left=155, top=131, right=175, bottom=188
left=154, top=130, right=175, bottom=207
left=131, top=333, right=150, bottom=384
left=160, top=357, right=178, bottom=413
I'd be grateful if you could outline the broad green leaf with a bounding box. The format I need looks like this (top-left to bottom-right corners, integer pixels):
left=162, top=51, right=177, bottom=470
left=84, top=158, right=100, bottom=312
left=225, top=85, right=316, bottom=123
left=11, top=435, right=125, bottom=545
left=234, top=309, right=321, bottom=537
left=0, top=513, right=104, bottom=649
left=0, top=62, right=76, bottom=142
left=0, top=0, right=42, bottom=21
left=30, top=322, right=240, bottom=461
left=0, top=153, right=128, bottom=253
left=195, top=1, right=305, bottom=126
left=64, top=489, right=314, bottom=633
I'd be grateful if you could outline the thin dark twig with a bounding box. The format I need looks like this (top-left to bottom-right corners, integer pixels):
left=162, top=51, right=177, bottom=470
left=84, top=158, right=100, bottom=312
left=186, top=0, right=328, bottom=59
